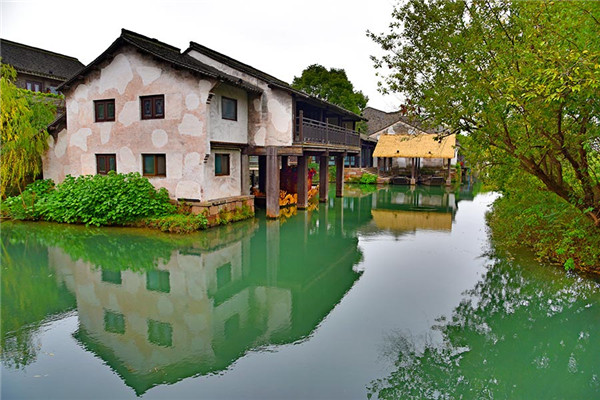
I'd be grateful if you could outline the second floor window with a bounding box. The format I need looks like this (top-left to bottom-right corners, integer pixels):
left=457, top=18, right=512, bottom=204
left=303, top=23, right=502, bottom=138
left=221, top=97, right=237, bottom=121
left=26, top=81, right=43, bottom=92
left=141, top=95, right=165, bottom=119
left=94, top=99, right=115, bottom=122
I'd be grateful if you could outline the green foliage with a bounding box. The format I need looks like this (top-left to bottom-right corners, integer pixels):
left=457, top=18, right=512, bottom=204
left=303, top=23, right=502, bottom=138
left=359, top=173, right=378, bottom=184
left=1, top=63, right=57, bottom=198
left=142, top=213, right=208, bottom=233
left=370, top=0, right=600, bottom=226
left=38, top=172, right=175, bottom=226
left=1, top=179, right=55, bottom=220
left=292, top=64, right=368, bottom=115
left=487, top=173, right=600, bottom=274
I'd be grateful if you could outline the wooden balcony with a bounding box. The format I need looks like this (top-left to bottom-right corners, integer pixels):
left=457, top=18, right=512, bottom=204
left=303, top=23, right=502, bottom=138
left=294, top=112, right=360, bottom=149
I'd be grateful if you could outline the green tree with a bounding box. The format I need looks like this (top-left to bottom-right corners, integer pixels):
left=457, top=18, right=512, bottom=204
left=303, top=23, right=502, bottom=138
left=369, top=0, right=600, bottom=226
left=292, top=64, right=368, bottom=115
left=1, top=63, right=56, bottom=198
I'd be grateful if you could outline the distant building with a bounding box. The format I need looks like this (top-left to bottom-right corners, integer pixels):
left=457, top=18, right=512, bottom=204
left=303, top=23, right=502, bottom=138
left=0, top=38, right=84, bottom=93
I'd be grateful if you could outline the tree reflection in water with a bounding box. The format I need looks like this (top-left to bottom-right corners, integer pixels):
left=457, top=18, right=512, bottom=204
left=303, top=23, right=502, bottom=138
left=369, top=253, right=600, bottom=399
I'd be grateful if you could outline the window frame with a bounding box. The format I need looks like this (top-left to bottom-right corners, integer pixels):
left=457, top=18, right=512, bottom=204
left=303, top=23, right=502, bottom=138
left=26, top=80, right=43, bottom=92
left=142, top=154, right=167, bottom=177
left=221, top=96, right=237, bottom=121
left=94, top=99, right=116, bottom=122
left=214, top=153, right=230, bottom=176
left=96, top=154, right=117, bottom=175
left=140, top=95, right=165, bottom=120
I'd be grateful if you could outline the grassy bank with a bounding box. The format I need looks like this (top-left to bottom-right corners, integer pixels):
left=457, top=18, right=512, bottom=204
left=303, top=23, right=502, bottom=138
left=1, top=173, right=254, bottom=234
left=487, top=178, right=600, bottom=276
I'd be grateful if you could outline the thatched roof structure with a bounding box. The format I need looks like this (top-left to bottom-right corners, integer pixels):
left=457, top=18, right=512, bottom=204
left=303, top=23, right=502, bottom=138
left=373, top=134, right=456, bottom=159
left=371, top=209, right=452, bottom=232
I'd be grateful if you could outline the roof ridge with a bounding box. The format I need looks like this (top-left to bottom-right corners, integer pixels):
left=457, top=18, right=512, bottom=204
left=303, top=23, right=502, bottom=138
left=120, top=29, right=181, bottom=53
left=186, top=41, right=288, bottom=86
left=0, top=38, right=82, bottom=62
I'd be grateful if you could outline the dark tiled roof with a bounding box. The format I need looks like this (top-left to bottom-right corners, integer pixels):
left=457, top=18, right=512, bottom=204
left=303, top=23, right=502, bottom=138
left=363, top=106, right=442, bottom=135
left=59, top=29, right=262, bottom=94
left=186, top=42, right=365, bottom=121
left=0, top=39, right=84, bottom=81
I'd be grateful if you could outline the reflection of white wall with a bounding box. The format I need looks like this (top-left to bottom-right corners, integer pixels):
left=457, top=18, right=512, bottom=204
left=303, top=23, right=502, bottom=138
left=46, top=236, right=293, bottom=380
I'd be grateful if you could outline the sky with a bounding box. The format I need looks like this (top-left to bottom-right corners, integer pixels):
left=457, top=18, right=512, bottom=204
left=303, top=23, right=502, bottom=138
left=1, top=0, right=404, bottom=112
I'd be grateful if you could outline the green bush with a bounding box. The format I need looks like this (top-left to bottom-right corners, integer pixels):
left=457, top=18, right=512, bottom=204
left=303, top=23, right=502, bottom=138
left=1, top=179, right=55, bottom=220
left=359, top=173, right=378, bottom=184
left=39, top=172, right=175, bottom=226
left=487, top=174, right=600, bottom=274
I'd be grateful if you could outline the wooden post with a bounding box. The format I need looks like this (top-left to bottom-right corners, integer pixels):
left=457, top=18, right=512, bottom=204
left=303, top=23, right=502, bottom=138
left=258, top=155, right=266, bottom=193
left=241, top=148, right=249, bottom=195
left=335, top=155, right=344, bottom=198
left=297, top=154, right=308, bottom=209
left=266, top=146, right=280, bottom=218
left=319, top=152, right=329, bottom=203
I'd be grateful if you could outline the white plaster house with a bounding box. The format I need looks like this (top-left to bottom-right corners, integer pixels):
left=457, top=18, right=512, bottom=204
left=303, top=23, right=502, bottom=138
left=44, top=29, right=364, bottom=218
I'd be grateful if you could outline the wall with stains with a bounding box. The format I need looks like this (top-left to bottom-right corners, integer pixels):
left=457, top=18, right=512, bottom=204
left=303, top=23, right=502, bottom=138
left=186, top=50, right=293, bottom=147
left=43, top=46, right=246, bottom=201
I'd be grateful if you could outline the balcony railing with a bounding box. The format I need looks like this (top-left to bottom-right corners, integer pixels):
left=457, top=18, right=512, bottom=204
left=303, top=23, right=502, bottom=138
left=294, top=112, right=360, bottom=148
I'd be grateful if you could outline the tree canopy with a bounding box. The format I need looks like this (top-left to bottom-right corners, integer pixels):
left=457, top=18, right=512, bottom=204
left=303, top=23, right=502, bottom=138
left=1, top=63, right=56, bottom=197
left=292, top=64, right=368, bottom=115
left=369, top=0, right=600, bottom=226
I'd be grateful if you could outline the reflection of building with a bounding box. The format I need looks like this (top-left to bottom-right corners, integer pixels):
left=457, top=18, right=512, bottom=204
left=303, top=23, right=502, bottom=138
left=45, top=203, right=364, bottom=395
left=367, top=186, right=458, bottom=234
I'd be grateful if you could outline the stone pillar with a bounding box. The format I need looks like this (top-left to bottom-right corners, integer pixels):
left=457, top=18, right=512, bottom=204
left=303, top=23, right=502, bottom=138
left=266, top=146, right=280, bottom=218
left=410, top=157, right=416, bottom=185
left=446, top=158, right=452, bottom=186
left=335, top=155, right=344, bottom=198
left=319, top=153, right=329, bottom=203
left=297, top=155, right=308, bottom=209
left=241, top=149, right=249, bottom=195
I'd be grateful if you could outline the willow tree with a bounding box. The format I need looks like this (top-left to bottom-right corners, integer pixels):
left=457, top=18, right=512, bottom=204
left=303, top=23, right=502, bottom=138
left=369, top=0, right=600, bottom=226
left=1, top=63, right=56, bottom=197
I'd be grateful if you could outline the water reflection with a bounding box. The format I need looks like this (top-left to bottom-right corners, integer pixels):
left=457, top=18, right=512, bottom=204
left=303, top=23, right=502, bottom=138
left=1, top=190, right=373, bottom=395
left=369, top=252, right=600, bottom=399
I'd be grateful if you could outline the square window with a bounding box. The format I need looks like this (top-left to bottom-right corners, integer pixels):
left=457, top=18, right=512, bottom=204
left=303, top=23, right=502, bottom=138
left=101, top=269, right=122, bottom=284
left=216, top=262, right=232, bottom=289
left=221, top=97, right=237, bottom=121
left=26, top=81, right=43, bottom=92
left=94, top=99, right=116, bottom=122
left=142, top=154, right=166, bottom=177
left=148, top=319, right=172, bottom=347
left=215, top=154, right=230, bottom=176
left=104, top=310, right=125, bottom=334
left=146, top=270, right=170, bottom=293
left=140, top=95, right=165, bottom=119
left=96, top=154, right=117, bottom=175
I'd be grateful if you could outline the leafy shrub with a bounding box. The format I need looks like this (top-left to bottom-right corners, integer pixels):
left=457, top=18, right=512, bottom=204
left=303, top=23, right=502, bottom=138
left=359, top=173, right=378, bottom=184
left=40, top=172, right=175, bottom=226
left=141, top=213, right=208, bottom=233
left=1, top=179, right=55, bottom=220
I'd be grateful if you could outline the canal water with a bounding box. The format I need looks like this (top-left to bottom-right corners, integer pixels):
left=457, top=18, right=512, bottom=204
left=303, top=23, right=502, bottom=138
left=2, top=185, right=598, bottom=399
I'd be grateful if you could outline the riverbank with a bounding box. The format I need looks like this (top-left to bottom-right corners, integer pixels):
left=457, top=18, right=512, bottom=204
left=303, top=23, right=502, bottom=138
left=486, top=188, right=600, bottom=276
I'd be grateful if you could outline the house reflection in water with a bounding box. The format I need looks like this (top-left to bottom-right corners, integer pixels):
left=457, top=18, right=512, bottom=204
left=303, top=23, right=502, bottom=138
left=368, top=186, right=458, bottom=234
left=41, top=198, right=366, bottom=395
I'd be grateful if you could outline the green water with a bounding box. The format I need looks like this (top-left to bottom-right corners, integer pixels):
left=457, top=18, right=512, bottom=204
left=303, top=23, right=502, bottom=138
left=1, top=185, right=598, bottom=399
